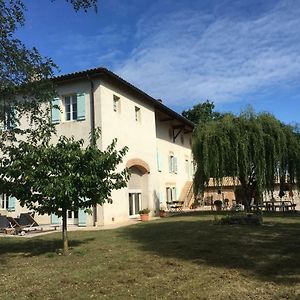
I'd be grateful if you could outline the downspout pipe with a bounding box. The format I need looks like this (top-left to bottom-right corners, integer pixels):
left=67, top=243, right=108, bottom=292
left=87, top=74, right=97, bottom=226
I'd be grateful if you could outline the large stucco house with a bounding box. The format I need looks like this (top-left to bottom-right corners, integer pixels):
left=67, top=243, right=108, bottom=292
left=0, top=67, right=195, bottom=227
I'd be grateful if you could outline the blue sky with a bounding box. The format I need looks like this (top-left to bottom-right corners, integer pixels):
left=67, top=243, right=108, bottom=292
left=17, top=0, right=300, bottom=124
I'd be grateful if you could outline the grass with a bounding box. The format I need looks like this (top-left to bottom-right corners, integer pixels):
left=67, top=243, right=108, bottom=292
left=0, top=211, right=300, bottom=299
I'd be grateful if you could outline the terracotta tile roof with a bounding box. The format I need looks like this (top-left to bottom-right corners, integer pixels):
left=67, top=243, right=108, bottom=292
left=53, top=67, right=195, bottom=129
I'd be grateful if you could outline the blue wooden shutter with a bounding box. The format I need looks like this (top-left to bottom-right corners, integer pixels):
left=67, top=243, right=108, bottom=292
left=159, top=192, right=164, bottom=203
left=157, top=152, right=162, bottom=172
left=9, top=106, right=17, bottom=129
left=77, top=93, right=85, bottom=120
left=173, top=187, right=178, bottom=201
left=169, top=156, right=172, bottom=173
left=78, top=208, right=87, bottom=227
left=7, top=195, right=16, bottom=211
left=51, top=214, right=60, bottom=224
left=174, top=157, right=178, bottom=174
left=51, top=98, right=60, bottom=124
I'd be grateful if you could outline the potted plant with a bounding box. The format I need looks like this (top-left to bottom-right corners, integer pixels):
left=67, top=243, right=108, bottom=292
left=159, top=206, right=167, bottom=217
left=214, top=200, right=223, bottom=211
left=138, top=208, right=150, bottom=221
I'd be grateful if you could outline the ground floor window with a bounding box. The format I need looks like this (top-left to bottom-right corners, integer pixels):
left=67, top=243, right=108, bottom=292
left=129, top=192, right=141, bottom=216
left=0, top=194, right=8, bottom=210
left=67, top=210, right=79, bottom=225
left=166, top=187, right=176, bottom=203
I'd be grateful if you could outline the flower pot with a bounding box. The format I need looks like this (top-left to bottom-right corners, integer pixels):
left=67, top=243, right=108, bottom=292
left=140, top=214, right=149, bottom=221
left=159, top=211, right=166, bottom=218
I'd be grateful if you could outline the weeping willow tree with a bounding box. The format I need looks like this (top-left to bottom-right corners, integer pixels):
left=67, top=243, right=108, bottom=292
left=192, top=109, right=300, bottom=211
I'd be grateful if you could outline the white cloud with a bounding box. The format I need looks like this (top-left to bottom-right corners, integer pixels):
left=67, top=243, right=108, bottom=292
left=115, top=0, right=300, bottom=109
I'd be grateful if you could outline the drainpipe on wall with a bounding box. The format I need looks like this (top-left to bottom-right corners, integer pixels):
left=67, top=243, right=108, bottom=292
left=87, top=75, right=97, bottom=226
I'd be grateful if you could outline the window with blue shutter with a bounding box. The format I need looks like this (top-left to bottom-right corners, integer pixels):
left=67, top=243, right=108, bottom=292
left=51, top=98, right=61, bottom=124
left=77, top=93, right=85, bottom=120
left=78, top=208, right=87, bottom=227
left=7, top=195, right=16, bottom=211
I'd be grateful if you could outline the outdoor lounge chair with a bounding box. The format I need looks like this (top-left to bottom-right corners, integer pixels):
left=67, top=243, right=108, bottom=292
left=18, top=212, right=39, bottom=228
left=0, top=215, right=15, bottom=234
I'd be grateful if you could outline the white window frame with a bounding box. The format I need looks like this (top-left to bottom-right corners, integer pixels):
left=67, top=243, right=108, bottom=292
left=128, top=190, right=142, bottom=217
left=0, top=194, right=8, bottom=210
left=64, top=94, right=78, bottom=121
left=166, top=187, right=177, bottom=203
left=169, top=154, right=177, bottom=174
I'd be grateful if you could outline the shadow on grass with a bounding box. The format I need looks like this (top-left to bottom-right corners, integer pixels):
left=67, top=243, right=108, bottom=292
left=119, top=211, right=300, bottom=284
left=0, top=235, right=95, bottom=259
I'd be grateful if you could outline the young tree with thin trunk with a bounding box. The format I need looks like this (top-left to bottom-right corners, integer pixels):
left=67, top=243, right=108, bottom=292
left=192, top=108, right=300, bottom=211
left=0, top=129, right=129, bottom=254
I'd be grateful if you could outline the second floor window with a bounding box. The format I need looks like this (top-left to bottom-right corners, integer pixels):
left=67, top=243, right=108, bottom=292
left=65, top=95, right=77, bottom=121
left=113, top=95, right=120, bottom=112
left=168, top=154, right=178, bottom=174
left=135, top=106, right=141, bottom=122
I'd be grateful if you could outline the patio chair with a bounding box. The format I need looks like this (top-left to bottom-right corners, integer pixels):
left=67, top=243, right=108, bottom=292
left=0, top=215, right=15, bottom=234
left=18, top=212, right=39, bottom=228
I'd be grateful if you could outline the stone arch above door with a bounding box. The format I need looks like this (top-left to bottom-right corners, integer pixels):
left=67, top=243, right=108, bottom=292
left=126, top=158, right=150, bottom=174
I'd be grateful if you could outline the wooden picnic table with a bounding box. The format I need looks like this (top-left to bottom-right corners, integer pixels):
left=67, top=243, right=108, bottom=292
left=263, top=200, right=296, bottom=212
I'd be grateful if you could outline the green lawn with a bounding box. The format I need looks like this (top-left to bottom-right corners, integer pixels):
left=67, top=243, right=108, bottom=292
left=0, top=212, right=300, bottom=299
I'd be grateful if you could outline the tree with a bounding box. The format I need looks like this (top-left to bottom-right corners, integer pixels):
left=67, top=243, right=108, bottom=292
left=192, top=109, right=300, bottom=211
left=0, top=0, right=98, bottom=132
left=0, top=129, right=129, bottom=254
left=182, top=100, right=224, bottom=124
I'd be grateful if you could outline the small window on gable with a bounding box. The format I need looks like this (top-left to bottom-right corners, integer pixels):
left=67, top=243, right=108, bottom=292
left=113, top=95, right=120, bottom=112
left=135, top=106, right=141, bottom=122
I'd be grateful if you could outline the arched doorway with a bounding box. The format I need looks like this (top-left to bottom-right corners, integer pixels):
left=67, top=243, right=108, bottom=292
left=126, top=159, right=150, bottom=217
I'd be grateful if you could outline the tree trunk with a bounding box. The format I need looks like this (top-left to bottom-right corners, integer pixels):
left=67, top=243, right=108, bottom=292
left=62, top=208, right=69, bottom=255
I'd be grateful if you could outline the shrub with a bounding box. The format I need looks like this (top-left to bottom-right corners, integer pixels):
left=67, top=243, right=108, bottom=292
left=216, top=213, right=262, bottom=225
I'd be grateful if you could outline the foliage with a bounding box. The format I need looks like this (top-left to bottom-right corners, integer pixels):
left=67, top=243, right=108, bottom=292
left=182, top=100, right=224, bottom=124
left=0, top=129, right=129, bottom=253
left=138, top=208, right=150, bottom=215
left=215, top=213, right=263, bottom=226
left=0, top=0, right=98, bottom=133
left=193, top=108, right=300, bottom=210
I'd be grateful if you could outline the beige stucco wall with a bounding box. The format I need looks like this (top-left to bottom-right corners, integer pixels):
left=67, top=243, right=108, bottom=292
left=5, top=77, right=194, bottom=227
left=155, top=114, right=193, bottom=208
left=95, top=81, right=158, bottom=225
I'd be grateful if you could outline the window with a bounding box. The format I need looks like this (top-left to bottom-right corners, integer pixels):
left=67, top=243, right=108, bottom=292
left=166, top=187, right=177, bottom=203
left=0, top=194, right=8, bottom=210
left=113, top=95, right=120, bottom=112
left=168, top=154, right=178, bottom=174
left=1, top=107, right=16, bottom=130
left=135, top=106, right=141, bottom=122
left=129, top=192, right=141, bottom=216
left=65, top=95, right=78, bottom=121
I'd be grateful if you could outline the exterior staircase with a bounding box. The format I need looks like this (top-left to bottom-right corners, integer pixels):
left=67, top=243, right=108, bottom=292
left=179, top=181, right=194, bottom=208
